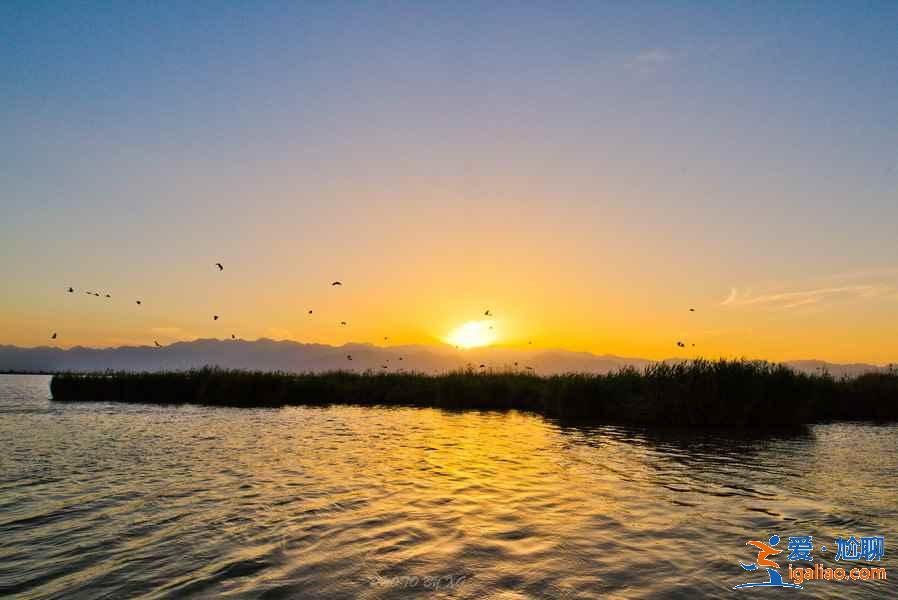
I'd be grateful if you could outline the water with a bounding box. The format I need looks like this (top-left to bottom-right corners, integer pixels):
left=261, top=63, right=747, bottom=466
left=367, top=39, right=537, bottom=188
left=1, top=375, right=895, bottom=599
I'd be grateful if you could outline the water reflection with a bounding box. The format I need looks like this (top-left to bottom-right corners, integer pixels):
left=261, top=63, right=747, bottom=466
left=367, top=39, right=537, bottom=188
left=0, top=376, right=894, bottom=599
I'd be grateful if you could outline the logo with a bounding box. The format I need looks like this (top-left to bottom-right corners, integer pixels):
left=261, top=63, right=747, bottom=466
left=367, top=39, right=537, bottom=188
left=734, top=535, right=802, bottom=589
left=734, top=533, right=886, bottom=590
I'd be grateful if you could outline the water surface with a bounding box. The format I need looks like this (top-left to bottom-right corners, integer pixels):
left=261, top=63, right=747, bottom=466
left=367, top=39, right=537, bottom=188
left=1, top=375, right=894, bottom=598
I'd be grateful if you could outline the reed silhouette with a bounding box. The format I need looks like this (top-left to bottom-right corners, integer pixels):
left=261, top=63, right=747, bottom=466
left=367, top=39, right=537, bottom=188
left=49, top=359, right=898, bottom=426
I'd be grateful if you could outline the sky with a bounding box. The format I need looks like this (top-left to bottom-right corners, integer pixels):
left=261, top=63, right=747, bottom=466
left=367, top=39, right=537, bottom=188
left=2, top=2, right=898, bottom=364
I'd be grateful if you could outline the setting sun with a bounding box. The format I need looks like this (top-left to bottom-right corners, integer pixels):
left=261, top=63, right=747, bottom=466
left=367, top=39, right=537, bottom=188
left=445, top=320, right=497, bottom=349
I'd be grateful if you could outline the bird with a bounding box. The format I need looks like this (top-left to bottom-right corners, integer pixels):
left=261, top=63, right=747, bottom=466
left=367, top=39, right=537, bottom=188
left=85, top=291, right=93, bottom=295
left=479, top=364, right=486, bottom=369
left=484, top=309, right=492, bottom=316
left=216, top=263, right=223, bottom=271
left=528, top=340, right=533, bottom=345
left=381, top=365, right=388, bottom=369
left=514, top=362, right=518, bottom=366
left=332, top=281, right=342, bottom=286
left=308, top=310, right=313, bottom=315
left=51, top=332, right=57, bottom=340
left=67, top=287, right=74, bottom=293
left=692, top=343, right=695, bottom=347
left=525, top=366, right=534, bottom=371
left=398, top=357, right=403, bottom=361
left=689, top=308, right=695, bottom=312
left=347, top=355, right=353, bottom=360
left=136, top=300, right=142, bottom=305
left=154, top=340, right=161, bottom=348
left=231, top=334, right=236, bottom=340
left=105, top=294, right=111, bottom=298
left=677, top=341, right=685, bottom=348
left=340, top=321, right=347, bottom=326
left=384, top=336, right=389, bottom=342
left=213, top=315, right=219, bottom=321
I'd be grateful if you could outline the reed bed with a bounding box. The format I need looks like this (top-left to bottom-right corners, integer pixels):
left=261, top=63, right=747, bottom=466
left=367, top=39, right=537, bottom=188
left=49, top=359, right=898, bottom=426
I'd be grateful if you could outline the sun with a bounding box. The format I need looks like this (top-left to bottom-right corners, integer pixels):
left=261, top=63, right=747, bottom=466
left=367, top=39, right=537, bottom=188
left=445, top=320, right=497, bottom=349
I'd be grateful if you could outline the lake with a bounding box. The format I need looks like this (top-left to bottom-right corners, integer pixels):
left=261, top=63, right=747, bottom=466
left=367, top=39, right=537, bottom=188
left=1, top=374, right=894, bottom=598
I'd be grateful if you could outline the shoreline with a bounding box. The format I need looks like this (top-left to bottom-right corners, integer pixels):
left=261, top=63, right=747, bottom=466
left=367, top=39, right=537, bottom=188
left=48, top=360, right=898, bottom=426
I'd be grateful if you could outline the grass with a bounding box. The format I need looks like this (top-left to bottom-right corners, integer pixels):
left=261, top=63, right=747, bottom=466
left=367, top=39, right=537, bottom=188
left=49, top=359, right=898, bottom=426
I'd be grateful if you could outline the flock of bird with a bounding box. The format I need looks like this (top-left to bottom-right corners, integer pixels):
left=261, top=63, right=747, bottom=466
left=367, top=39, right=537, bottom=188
left=50, top=264, right=701, bottom=371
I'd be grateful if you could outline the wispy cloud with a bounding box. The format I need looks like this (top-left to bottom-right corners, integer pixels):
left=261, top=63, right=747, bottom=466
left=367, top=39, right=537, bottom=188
left=634, top=49, right=673, bottom=65
left=723, top=277, right=896, bottom=310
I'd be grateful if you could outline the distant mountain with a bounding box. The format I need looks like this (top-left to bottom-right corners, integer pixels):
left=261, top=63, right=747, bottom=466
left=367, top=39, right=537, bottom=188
left=0, top=339, right=889, bottom=377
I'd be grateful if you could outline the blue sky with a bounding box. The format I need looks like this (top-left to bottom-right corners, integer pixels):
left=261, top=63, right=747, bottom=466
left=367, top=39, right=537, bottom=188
left=2, top=2, right=898, bottom=361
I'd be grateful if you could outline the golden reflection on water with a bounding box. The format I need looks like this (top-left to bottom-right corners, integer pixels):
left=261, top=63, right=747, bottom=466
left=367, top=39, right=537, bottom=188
left=1, top=375, right=896, bottom=599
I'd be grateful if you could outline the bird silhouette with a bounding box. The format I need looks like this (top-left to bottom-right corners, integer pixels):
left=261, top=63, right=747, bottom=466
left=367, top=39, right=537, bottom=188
left=484, top=309, right=492, bottom=316
left=528, top=340, right=533, bottom=345
left=514, top=362, right=518, bottom=366
left=94, top=292, right=100, bottom=297
left=154, top=340, right=161, bottom=348
left=85, top=291, right=93, bottom=295
left=231, top=334, right=236, bottom=339
left=213, top=315, right=219, bottom=321
left=332, top=281, right=342, bottom=286
left=135, top=300, right=142, bottom=305
left=51, top=332, right=57, bottom=339
left=381, top=365, right=388, bottom=369
left=105, top=294, right=111, bottom=298
left=67, top=287, right=74, bottom=293
left=216, top=263, right=223, bottom=271
left=479, top=364, right=486, bottom=368
left=689, top=308, right=695, bottom=312
left=525, top=366, right=534, bottom=371
left=677, top=341, right=685, bottom=348
left=347, top=355, right=352, bottom=360
left=398, top=357, right=403, bottom=361
left=340, top=321, right=347, bottom=326
left=308, top=310, right=313, bottom=315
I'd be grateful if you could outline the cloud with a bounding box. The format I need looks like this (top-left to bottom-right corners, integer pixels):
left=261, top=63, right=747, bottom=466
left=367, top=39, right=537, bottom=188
left=634, top=49, right=673, bottom=65
left=722, top=284, right=894, bottom=310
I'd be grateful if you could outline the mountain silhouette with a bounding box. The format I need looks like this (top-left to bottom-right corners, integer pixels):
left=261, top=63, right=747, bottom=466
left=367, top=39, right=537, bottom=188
left=0, top=339, right=888, bottom=378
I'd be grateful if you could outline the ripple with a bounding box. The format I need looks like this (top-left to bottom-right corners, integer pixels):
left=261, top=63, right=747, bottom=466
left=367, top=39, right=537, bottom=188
left=1, top=375, right=896, bottom=599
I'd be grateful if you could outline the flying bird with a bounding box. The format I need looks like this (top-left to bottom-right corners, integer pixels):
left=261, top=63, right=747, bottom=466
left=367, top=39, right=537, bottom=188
left=332, top=281, right=342, bottom=286
left=340, top=321, right=347, bottom=326
left=479, top=364, right=486, bottom=369
left=136, top=300, right=142, bottom=305
left=347, top=355, right=352, bottom=360
left=398, top=357, right=403, bottom=361
left=67, top=287, right=74, bottom=293
left=51, top=332, right=57, bottom=339
left=231, top=334, right=236, bottom=339
left=154, top=340, right=162, bottom=348
left=216, top=263, right=223, bottom=271
left=213, top=315, right=219, bottom=321
left=105, top=294, right=111, bottom=298
left=689, top=308, right=695, bottom=312
left=484, top=309, right=492, bottom=316
left=677, top=341, right=685, bottom=348
left=525, top=366, right=534, bottom=371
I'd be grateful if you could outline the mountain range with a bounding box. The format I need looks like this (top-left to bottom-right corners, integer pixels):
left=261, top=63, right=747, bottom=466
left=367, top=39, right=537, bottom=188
left=0, top=339, right=890, bottom=378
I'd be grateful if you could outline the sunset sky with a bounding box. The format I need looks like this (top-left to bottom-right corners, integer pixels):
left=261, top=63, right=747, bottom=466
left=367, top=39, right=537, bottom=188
left=3, top=3, right=898, bottom=363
